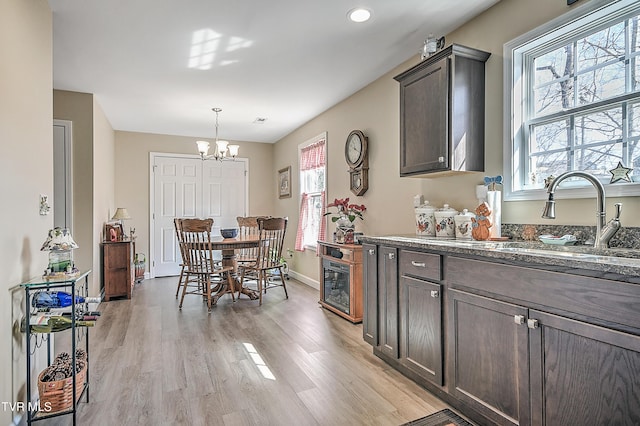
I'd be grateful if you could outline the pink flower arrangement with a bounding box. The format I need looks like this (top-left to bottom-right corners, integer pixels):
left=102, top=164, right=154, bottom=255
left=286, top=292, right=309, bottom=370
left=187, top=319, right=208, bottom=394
left=324, top=198, right=366, bottom=224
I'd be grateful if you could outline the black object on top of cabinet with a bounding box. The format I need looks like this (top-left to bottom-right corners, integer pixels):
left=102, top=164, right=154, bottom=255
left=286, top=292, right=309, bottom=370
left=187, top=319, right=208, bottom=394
left=394, top=44, right=490, bottom=177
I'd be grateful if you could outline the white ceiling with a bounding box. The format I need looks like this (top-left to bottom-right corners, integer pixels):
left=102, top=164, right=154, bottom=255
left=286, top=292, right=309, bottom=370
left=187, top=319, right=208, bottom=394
left=49, top=0, right=499, bottom=143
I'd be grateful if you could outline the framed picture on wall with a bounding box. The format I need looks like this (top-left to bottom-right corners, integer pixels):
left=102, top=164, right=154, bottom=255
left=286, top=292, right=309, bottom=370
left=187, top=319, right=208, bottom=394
left=278, top=166, right=291, bottom=199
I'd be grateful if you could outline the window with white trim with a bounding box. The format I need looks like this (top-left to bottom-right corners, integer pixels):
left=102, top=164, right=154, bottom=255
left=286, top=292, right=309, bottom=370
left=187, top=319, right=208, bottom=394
left=295, top=133, right=326, bottom=251
left=505, top=0, right=640, bottom=200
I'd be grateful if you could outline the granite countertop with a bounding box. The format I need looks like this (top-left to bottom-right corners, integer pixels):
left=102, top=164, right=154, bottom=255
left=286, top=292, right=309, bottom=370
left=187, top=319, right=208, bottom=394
left=359, top=235, right=640, bottom=282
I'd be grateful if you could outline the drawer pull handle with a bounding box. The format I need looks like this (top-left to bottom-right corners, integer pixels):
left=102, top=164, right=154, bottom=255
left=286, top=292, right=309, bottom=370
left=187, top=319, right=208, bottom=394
left=514, top=315, right=525, bottom=325
left=411, top=261, right=426, bottom=268
left=388, top=252, right=395, bottom=260
left=368, top=249, right=375, bottom=255
left=430, top=290, right=439, bottom=298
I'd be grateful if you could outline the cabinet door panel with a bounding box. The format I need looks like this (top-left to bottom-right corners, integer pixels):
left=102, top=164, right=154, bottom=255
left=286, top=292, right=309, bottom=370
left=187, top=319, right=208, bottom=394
left=379, top=246, right=398, bottom=358
left=363, top=243, right=378, bottom=346
left=400, top=276, right=442, bottom=385
left=449, top=289, right=530, bottom=426
left=400, top=57, right=448, bottom=175
left=530, top=310, right=640, bottom=425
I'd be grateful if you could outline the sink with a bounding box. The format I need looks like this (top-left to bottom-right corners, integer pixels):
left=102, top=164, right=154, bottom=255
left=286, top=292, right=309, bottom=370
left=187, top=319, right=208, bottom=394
left=494, top=242, right=640, bottom=259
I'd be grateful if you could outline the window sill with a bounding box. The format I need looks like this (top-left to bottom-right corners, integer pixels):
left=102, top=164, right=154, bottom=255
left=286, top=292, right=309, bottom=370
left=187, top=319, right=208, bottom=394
left=505, top=183, right=640, bottom=202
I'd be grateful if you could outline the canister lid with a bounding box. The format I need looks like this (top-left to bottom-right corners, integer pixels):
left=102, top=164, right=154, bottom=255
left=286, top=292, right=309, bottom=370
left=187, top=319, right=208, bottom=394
left=455, top=208, right=474, bottom=217
left=415, top=201, right=436, bottom=212
left=437, top=204, right=458, bottom=213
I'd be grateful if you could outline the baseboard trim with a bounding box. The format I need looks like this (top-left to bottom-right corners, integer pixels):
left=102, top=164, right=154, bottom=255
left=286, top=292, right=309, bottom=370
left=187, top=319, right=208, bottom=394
left=289, top=270, right=319, bottom=290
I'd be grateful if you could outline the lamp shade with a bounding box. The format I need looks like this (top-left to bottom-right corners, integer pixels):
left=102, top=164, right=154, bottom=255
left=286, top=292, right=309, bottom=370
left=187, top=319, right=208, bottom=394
left=228, top=144, right=239, bottom=157
left=112, top=208, right=131, bottom=220
left=196, top=140, right=210, bottom=156
left=40, top=227, right=79, bottom=251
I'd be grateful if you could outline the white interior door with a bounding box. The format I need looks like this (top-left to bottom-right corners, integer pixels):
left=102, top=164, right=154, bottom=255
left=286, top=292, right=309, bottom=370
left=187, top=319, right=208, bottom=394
left=151, top=154, right=247, bottom=277
left=202, top=160, right=247, bottom=233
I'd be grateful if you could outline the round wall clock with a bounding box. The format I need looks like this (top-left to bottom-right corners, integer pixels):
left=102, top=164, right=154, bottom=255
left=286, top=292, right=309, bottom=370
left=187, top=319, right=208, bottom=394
left=345, top=130, right=368, bottom=169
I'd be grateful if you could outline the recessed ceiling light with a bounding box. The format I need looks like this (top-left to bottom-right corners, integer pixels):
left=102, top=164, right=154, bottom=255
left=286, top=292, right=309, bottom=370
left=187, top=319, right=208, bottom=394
left=348, top=8, right=371, bottom=23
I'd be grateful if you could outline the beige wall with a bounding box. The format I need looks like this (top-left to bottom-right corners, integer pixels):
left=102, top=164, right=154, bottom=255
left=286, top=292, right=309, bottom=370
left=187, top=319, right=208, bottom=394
left=53, top=90, right=106, bottom=295
left=93, top=98, right=116, bottom=293
left=1, top=0, right=52, bottom=422
left=274, top=0, right=640, bottom=282
left=114, top=131, right=275, bottom=270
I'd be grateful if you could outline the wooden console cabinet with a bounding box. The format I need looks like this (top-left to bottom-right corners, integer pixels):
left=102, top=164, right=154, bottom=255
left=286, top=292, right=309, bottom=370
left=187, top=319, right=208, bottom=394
left=318, top=241, right=363, bottom=323
left=101, top=240, right=134, bottom=301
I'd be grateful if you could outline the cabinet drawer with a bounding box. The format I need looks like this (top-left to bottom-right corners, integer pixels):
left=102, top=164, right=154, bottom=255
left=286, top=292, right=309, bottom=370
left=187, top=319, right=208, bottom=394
left=400, top=250, right=441, bottom=281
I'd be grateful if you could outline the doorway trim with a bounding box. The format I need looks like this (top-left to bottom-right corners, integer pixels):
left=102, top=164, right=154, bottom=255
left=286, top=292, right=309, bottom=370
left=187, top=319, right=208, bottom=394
left=148, top=151, right=250, bottom=278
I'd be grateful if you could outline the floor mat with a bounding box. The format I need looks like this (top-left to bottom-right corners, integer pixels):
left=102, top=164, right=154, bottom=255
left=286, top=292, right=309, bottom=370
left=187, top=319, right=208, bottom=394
left=401, top=408, right=476, bottom=426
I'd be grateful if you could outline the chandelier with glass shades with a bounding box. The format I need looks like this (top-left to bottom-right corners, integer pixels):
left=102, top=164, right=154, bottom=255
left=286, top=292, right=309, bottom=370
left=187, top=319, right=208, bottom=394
left=196, top=107, right=239, bottom=161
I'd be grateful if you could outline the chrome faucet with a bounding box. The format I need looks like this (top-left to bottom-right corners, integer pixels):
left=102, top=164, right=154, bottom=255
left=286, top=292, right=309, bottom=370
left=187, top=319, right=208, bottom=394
left=541, top=171, right=622, bottom=249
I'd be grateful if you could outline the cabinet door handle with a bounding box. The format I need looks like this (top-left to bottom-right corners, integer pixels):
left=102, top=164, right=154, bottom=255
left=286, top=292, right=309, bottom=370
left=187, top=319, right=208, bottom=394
left=438, top=156, right=445, bottom=163
left=388, top=252, right=395, bottom=260
left=527, top=319, right=539, bottom=329
left=514, top=315, right=525, bottom=325
left=430, top=290, right=439, bottom=298
left=411, top=261, right=426, bottom=267
left=368, top=249, right=375, bottom=256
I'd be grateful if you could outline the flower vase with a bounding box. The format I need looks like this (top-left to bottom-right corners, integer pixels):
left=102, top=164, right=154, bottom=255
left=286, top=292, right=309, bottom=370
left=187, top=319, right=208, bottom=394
left=335, top=216, right=355, bottom=244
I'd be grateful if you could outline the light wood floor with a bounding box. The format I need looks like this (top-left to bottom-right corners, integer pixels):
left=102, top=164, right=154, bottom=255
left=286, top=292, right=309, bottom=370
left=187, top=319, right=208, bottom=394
left=58, top=276, right=449, bottom=425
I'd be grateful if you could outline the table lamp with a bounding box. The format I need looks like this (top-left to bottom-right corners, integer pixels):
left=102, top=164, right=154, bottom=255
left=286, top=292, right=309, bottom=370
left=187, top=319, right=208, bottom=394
left=41, top=227, right=79, bottom=278
left=111, top=207, right=131, bottom=238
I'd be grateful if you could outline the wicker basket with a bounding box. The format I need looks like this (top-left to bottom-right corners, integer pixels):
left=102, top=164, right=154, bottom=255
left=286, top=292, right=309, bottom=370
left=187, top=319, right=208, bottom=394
left=37, top=361, right=86, bottom=414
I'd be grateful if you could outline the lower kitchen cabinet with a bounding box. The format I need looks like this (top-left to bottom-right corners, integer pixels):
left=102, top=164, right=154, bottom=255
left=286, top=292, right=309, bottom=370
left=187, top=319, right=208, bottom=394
left=448, top=289, right=530, bottom=426
left=378, top=246, right=399, bottom=359
left=400, top=276, right=443, bottom=386
left=450, top=289, right=640, bottom=426
left=363, top=244, right=399, bottom=358
left=362, top=243, right=378, bottom=346
left=529, top=310, right=640, bottom=425
left=362, top=241, right=640, bottom=425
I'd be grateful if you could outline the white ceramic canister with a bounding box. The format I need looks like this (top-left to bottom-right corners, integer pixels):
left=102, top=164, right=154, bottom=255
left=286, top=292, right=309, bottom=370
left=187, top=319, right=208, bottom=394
left=454, top=209, right=475, bottom=239
left=415, top=202, right=437, bottom=236
left=434, top=204, right=458, bottom=238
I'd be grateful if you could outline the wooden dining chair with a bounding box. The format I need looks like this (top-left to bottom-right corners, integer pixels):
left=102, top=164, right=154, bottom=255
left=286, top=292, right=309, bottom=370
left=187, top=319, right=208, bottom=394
left=237, top=217, right=288, bottom=306
left=235, top=216, right=269, bottom=265
left=174, top=218, right=188, bottom=298
left=177, top=218, right=235, bottom=312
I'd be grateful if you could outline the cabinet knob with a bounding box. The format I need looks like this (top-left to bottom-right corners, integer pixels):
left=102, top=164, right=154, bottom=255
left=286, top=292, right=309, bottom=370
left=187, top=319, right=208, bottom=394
left=430, top=290, right=439, bottom=298
left=368, top=249, right=375, bottom=255
left=514, top=315, right=525, bottom=325
left=527, top=319, right=539, bottom=329
left=388, top=252, right=395, bottom=260
left=411, top=261, right=426, bottom=268
left=438, top=156, right=445, bottom=163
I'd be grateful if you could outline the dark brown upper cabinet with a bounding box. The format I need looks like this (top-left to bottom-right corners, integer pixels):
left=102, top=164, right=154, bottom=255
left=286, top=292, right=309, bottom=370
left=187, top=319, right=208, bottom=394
left=394, top=44, right=490, bottom=177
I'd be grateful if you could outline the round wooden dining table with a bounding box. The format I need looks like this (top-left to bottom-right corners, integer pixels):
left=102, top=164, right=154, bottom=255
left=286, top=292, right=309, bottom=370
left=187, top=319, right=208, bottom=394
left=209, top=235, right=260, bottom=304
